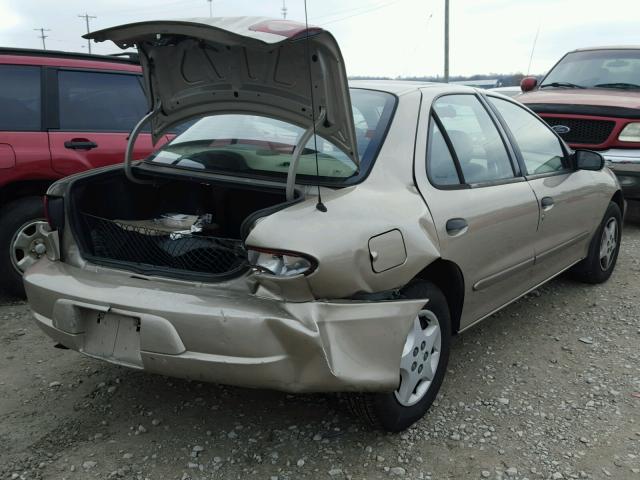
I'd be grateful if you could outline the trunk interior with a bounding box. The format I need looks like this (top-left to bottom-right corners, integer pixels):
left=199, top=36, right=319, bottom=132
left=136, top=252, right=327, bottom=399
left=69, top=170, right=288, bottom=281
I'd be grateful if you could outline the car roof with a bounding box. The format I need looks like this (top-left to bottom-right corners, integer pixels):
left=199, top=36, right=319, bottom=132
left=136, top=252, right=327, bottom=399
left=0, top=47, right=141, bottom=72
left=348, top=79, right=478, bottom=96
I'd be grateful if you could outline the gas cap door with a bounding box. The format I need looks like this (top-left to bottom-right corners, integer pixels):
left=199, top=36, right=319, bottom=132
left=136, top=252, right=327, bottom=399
left=368, top=229, right=407, bottom=273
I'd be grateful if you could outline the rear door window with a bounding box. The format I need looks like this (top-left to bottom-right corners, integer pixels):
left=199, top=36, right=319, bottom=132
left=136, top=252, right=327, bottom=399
left=0, top=65, right=41, bottom=131
left=427, top=119, right=460, bottom=186
left=488, top=97, right=568, bottom=175
left=432, top=95, right=515, bottom=184
left=57, top=70, right=148, bottom=131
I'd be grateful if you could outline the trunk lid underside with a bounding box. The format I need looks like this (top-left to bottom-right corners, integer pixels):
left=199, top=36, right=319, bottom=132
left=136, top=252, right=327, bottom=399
left=85, top=17, right=359, bottom=165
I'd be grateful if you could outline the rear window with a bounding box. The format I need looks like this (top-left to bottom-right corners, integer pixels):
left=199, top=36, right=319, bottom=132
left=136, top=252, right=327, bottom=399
left=147, top=88, right=396, bottom=184
left=58, top=70, right=148, bottom=131
left=0, top=65, right=41, bottom=131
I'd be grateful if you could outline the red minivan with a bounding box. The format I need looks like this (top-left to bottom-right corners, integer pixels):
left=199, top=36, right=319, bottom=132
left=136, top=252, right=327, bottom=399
left=0, top=48, right=167, bottom=296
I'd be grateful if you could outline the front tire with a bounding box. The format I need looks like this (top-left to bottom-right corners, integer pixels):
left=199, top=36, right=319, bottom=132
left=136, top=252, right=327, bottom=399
left=0, top=197, right=47, bottom=297
left=571, top=201, right=622, bottom=284
left=348, top=282, right=452, bottom=432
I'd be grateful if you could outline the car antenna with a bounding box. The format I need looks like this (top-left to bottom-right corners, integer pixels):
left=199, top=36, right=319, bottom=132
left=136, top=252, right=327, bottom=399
left=303, top=0, right=327, bottom=212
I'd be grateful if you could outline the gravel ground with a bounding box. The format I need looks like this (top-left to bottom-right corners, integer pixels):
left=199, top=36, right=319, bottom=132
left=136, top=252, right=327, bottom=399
left=1, top=223, right=639, bottom=480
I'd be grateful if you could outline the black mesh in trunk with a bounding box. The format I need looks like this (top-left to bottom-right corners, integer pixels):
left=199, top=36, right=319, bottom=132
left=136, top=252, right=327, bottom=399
left=81, top=213, right=248, bottom=279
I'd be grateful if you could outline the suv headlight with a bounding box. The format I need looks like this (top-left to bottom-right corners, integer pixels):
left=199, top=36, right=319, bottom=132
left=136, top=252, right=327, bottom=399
left=619, top=122, right=640, bottom=142
left=247, top=248, right=317, bottom=277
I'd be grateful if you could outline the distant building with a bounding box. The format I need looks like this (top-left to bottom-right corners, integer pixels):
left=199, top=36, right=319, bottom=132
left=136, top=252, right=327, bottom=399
left=449, top=79, right=501, bottom=89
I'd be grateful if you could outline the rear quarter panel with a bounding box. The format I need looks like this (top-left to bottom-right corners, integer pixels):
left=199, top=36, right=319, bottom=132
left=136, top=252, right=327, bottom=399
left=246, top=90, right=441, bottom=299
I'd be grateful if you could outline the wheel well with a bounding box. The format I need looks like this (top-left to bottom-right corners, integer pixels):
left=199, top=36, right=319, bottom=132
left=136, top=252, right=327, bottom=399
left=611, top=190, right=624, bottom=216
left=0, top=181, right=52, bottom=209
left=411, top=259, right=465, bottom=334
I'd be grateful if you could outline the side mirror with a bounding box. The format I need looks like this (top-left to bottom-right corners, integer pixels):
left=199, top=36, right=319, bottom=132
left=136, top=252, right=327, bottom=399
left=573, top=149, right=605, bottom=171
left=520, top=76, right=538, bottom=92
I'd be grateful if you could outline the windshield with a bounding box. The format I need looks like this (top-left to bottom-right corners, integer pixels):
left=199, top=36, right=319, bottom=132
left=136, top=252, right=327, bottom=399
left=541, top=49, right=640, bottom=89
left=148, top=88, right=396, bottom=184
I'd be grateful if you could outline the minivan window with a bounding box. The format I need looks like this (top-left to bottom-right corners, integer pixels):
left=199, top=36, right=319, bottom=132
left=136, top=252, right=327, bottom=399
left=0, top=65, right=41, bottom=131
left=433, top=95, right=514, bottom=184
left=58, top=71, right=148, bottom=131
left=148, top=88, right=396, bottom=183
left=489, top=97, right=567, bottom=175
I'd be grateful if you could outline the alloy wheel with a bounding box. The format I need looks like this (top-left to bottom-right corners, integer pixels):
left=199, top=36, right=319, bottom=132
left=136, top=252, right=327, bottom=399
left=10, top=220, right=48, bottom=274
left=599, top=217, right=618, bottom=271
left=395, top=309, right=442, bottom=407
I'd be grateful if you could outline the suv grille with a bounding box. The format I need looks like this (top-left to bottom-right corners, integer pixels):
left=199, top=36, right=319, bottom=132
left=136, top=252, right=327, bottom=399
left=542, top=117, right=615, bottom=145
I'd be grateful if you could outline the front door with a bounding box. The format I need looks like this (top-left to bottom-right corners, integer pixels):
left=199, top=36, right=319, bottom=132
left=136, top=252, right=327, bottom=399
left=48, top=69, right=160, bottom=176
left=415, top=92, right=541, bottom=328
left=486, top=95, right=602, bottom=280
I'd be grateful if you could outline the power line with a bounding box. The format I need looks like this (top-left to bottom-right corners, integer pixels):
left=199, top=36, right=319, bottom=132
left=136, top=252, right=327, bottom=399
left=318, top=0, right=405, bottom=26
left=78, top=13, right=97, bottom=54
left=282, top=0, right=287, bottom=19
left=311, top=0, right=399, bottom=23
left=207, top=0, right=213, bottom=17
left=33, top=27, right=50, bottom=50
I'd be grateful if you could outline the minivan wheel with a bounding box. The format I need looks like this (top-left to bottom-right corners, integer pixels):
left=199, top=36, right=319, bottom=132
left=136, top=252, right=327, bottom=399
left=347, top=282, right=451, bottom=432
left=0, top=197, right=46, bottom=298
left=570, top=201, right=622, bottom=284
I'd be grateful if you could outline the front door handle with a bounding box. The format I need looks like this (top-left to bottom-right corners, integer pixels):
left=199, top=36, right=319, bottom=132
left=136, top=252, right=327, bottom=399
left=64, top=139, right=98, bottom=150
left=541, top=196, right=554, bottom=210
left=446, top=218, right=468, bottom=236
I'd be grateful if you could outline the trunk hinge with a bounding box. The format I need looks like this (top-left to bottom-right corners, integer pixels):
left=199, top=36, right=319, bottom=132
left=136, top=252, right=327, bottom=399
left=285, top=108, right=327, bottom=202
left=124, top=101, right=162, bottom=185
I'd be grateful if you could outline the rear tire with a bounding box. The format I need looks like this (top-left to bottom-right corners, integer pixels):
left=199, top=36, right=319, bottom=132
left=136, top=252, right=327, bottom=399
left=570, top=201, right=622, bottom=284
left=0, top=197, right=46, bottom=298
left=347, top=282, right=451, bottom=432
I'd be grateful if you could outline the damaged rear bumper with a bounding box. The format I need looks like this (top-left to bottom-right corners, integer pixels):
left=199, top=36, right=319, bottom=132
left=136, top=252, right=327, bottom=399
left=24, top=258, right=424, bottom=393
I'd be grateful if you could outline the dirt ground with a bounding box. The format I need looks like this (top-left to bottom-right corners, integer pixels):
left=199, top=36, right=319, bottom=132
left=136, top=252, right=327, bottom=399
left=1, top=224, right=639, bottom=480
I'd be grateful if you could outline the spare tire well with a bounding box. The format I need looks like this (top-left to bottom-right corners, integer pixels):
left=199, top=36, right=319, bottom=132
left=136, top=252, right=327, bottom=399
left=404, top=259, right=465, bottom=334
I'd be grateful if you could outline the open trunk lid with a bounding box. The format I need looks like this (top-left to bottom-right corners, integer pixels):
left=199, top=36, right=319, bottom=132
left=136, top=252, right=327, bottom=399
left=85, top=17, right=359, bottom=165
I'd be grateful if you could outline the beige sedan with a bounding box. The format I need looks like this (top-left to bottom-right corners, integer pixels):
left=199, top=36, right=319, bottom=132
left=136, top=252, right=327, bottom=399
left=24, top=17, right=623, bottom=431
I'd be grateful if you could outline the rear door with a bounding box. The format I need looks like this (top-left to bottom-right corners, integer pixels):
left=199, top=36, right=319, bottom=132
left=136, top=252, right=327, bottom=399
left=47, top=68, right=159, bottom=176
left=486, top=95, right=602, bottom=280
left=0, top=64, right=51, bottom=179
left=415, top=92, right=541, bottom=328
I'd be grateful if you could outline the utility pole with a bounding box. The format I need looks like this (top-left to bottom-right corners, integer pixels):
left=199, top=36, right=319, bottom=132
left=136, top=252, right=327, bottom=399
left=207, top=0, right=213, bottom=17
left=281, top=0, right=288, bottom=19
left=78, top=13, right=97, bottom=54
left=34, top=28, right=50, bottom=50
left=444, top=0, right=450, bottom=83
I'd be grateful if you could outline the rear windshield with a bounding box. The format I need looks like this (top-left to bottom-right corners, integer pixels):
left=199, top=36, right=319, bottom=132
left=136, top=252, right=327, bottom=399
left=147, top=88, right=396, bottom=184
left=541, top=49, right=640, bottom=89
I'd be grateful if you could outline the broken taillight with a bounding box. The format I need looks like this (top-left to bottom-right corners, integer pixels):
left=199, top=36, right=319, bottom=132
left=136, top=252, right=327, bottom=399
left=246, top=247, right=317, bottom=277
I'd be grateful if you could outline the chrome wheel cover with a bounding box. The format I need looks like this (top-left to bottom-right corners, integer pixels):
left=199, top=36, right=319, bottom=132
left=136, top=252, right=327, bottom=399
left=599, top=217, right=618, bottom=271
left=10, top=220, right=48, bottom=274
left=394, top=309, right=442, bottom=407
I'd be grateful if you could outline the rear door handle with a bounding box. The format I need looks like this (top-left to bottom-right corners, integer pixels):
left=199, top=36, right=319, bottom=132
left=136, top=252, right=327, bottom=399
left=64, top=139, right=98, bottom=150
left=446, top=218, right=468, bottom=236
left=541, top=196, right=554, bottom=210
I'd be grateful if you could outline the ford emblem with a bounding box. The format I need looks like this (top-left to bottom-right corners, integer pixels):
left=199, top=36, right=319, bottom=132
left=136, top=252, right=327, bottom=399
left=552, top=125, right=571, bottom=135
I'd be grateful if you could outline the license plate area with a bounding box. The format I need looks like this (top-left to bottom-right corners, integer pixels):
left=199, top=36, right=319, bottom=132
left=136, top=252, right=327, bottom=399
left=82, top=311, right=142, bottom=368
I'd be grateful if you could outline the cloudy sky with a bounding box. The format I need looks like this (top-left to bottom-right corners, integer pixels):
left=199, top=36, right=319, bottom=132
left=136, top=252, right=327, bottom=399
left=1, top=0, right=639, bottom=77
